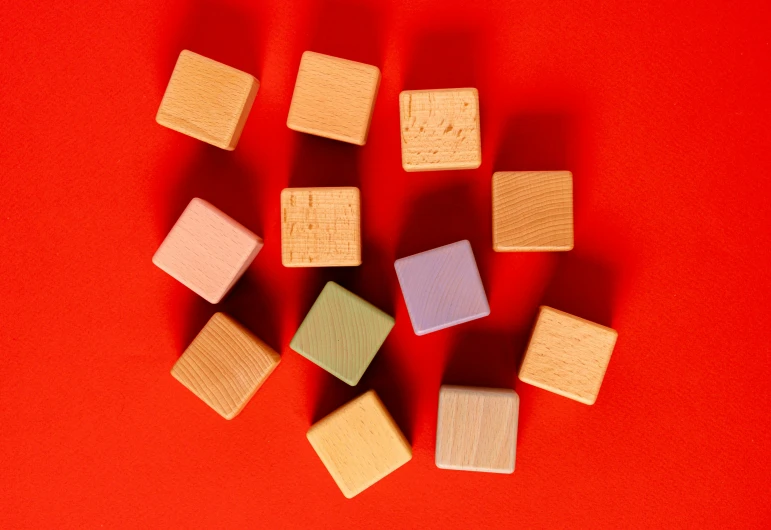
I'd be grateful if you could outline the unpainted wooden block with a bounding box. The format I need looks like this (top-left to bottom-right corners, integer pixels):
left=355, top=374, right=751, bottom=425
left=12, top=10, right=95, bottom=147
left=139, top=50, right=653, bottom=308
left=153, top=198, right=262, bottom=304
left=171, top=313, right=280, bottom=419
left=519, top=306, right=618, bottom=405
left=492, top=171, right=574, bottom=251
left=287, top=51, right=381, bottom=145
left=156, top=50, right=259, bottom=150
left=435, top=386, right=519, bottom=473
left=399, top=88, right=482, bottom=171
left=307, top=390, right=411, bottom=498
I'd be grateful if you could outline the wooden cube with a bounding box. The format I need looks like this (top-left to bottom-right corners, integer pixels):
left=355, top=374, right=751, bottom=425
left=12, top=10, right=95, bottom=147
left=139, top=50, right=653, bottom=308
left=171, top=313, right=280, bottom=419
left=290, top=282, right=394, bottom=385
left=519, top=306, right=618, bottom=405
left=156, top=50, right=259, bottom=150
left=287, top=51, right=381, bottom=145
left=492, top=171, right=574, bottom=251
left=435, top=386, right=519, bottom=474
left=307, top=390, right=411, bottom=498
left=280, top=187, right=361, bottom=267
left=399, top=88, right=482, bottom=171
left=153, top=198, right=262, bottom=304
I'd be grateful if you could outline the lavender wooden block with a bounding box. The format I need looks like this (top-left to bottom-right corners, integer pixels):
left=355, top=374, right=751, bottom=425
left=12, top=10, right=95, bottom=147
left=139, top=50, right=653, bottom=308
left=394, top=240, right=490, bottom=335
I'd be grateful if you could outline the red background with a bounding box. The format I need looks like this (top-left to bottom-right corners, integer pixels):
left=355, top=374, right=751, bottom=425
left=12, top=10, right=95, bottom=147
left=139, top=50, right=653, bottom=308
left=2, top=0, right=770, bottom=527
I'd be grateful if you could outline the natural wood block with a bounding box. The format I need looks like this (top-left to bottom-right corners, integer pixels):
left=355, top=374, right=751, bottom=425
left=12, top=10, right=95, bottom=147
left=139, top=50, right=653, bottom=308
left=307, top=390, right=411, bottom=498
left=435, top=386, right=519, bottom=474
left=287, top=51, right=381, bottom=145
left=156, top=50, right=259, bottom=150
left=290, top=282, right=394, bottom=385
left=153, top=198, right=262, bottom=304
left=171, top=313, right=280, bottom=420
left=399, top=88, right=482, bottom=172
left=519, top=306, right=618, bottom=405
left=280, top=187, right=361, bottom=267
left=492, top=171, right=574, bottom=251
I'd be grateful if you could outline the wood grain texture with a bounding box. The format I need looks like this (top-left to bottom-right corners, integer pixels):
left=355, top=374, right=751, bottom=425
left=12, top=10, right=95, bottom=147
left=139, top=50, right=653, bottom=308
left=306, top=390, right=412, bottom=498
left=492, top=171, right=574, bottom=251
left=281, top=187, right=361, bottom=267
left=394, top=240, right=489, bottom=335
left=435, top=386, right=519, bottom=474
left=156, top=50, right=259, bottom=150
left=519, top=306, right=618, bottom=405
left=287, top=51, right=380, bottom=145
left=399, top=88, right=482, bottom=172
left=171, top=313, right=280, bottom=420
left=290, top=282, right=394, bottom=385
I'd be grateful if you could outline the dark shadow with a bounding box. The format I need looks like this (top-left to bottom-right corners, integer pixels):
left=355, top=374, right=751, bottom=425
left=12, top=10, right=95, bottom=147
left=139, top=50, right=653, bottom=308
left=443, top=330, right=527, bottom=389
left=353, top=240, right=396, bottom=317
left=404, top=30, right=480, bottom=90
left=307, top=0, right=384, bottom=66
left=495, top=114, right=573, bottom=171
left=288, top=135, right=361, bottom=188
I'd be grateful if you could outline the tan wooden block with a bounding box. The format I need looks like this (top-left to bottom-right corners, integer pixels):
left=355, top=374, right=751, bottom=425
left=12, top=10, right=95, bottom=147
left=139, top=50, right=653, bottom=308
left=171, top=313, right=280, bottom=420
left=156, top=50, right=259, bottom=150
left=492, top=171, right=574, bottom=251
left=306, top=390, right=412, bottom=498
left=435, top=386, right=519, bottom=474
left=399, top=88, right=482, bottom=172
left=280, top=187, right=361, bottom=267
left=287, top=51, right=381, bottom=145
left=519, top=306, right=618, bottom=405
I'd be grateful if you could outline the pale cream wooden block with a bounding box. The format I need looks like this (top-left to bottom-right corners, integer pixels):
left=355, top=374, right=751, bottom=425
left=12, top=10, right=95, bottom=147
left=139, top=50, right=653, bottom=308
left=171, top=313, right=280, bottom=420
left=519, top=306, right=618, bottom=405
left=280, top=187, right=361, bottom=267
left=287, top=51, right=381, bottom=145
left=492, top=171, right=574, bottom=251
left=399, top=88, right=482, bottom=172
left=306, top=390, right=412, bottom=498
left=156, top=50, right=259, bottom=150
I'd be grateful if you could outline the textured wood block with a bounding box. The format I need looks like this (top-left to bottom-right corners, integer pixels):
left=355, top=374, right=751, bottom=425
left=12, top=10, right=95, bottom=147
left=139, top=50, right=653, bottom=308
left=307, top=390, right=411, bottom=498
left=492, top=171, right=574, bottom=251
left=399, top=88, right=482, bottom=171
left=290, top=282, right=394, bottom=385
left=156, top=50, right=259, bottom=150
left=519, top=306, right=618, bottom=405
left=436, top=386, right=519, bottom=474
left=153, top=198, right=262, bottom=304
left=280, top=187, right=361, bottom=267
left=394, top=240, right=489, bottom=335
left=171, top=313, right=280, bottom=420
left=287, top=51, right=381, bottom=145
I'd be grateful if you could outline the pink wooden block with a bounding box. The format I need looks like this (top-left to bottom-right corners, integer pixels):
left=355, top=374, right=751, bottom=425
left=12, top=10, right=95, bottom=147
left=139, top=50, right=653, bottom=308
left=153, top=198, right=262, bottom=303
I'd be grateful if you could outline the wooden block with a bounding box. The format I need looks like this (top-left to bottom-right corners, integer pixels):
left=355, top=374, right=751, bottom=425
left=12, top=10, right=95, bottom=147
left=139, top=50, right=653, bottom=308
left=399, top=88, right=482, bottom=172
left=492, top=171, right=574, bottom=251
left=519, top=306, right=618, bottom=405
left=435, top=386, right=519, bottom=474
left=153, top=198, right=262, bottom=304
left=394, top=240, right=489, bottom=335
left=171, top=313, right=280, bottom=420
left=280, top=187, right=361, bottom=267
left=287, top=51, right=381, bottom=145
left=307, top=390, right=411, bottom=498
left=290, top=282, right=394, bottom=385
left=156, top=50, right=259, bottom=150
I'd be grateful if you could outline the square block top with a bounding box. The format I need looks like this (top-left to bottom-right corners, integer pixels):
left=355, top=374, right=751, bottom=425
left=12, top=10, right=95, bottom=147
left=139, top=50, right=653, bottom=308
left=306, top=390, right=412, bottom=498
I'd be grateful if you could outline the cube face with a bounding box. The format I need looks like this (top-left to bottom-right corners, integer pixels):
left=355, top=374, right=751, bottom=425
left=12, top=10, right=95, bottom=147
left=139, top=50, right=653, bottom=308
left=492, top=171, right=574, bottom=251
left=399, top=88, right=482, bottom=171
left=394, top=240, right=490, bottom=335
left=435, top=386, right=519, bottom=474
left=287, top=51, right=381, bottom=145
left=280, top=187, right=361, bottom=267
left=171, top=313, right=280, bottom=419
left=156, top=50, right=259, bottom=150
left=306, top=391, right=412, bottom=498
left=519, top=306, right=618, bottom=405
left=153, top=198, right=262, bottom=304
left=290, top=282, right=394, bottom=385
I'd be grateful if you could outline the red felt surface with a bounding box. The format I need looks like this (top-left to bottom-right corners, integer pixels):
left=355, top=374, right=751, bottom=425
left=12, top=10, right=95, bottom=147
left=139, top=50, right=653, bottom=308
left=1, top=0, right=770, bottom=527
